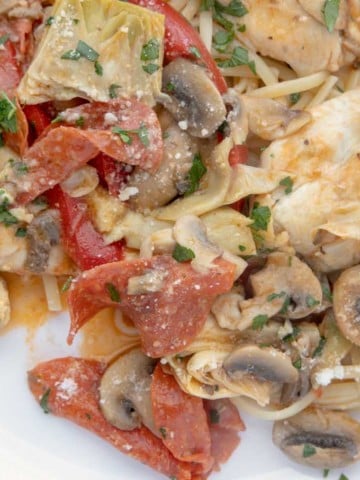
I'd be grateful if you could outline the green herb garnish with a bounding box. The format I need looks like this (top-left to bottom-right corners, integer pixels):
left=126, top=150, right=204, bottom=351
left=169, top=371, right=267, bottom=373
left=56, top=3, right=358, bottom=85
left=141, top=39, right=160, bottom=61
left=40, top=388, right=51, bottom=414
left=305, top=295, right=320, bottom=308
left=106, top=283, right=121, bottom=303
left=94, top=60, right=103, bottom=76
left=209, top=409, right=220, bottom=424
left=312, top=336, right=326, bottom=358
left=15, top=227, right=27, bottom=238
left=184, top=153, right=207, bottom=196
left=279, top=176, right=293, bottom=194
left=75, top=116, right=85, bottom=127
left=172, top=243, right=196, bottom=263
left=302, top=443, right=316, bottom=458
left=323, top=469, right=330, bottom=478
left=293, top=358, right=302, bottom=369
left=61, top=49, right=81, bottom=61
left=213, top=30, right=234, bottom=53
left=217, top=46, right=256, bottom=74
left=109, top=84, right=121, bottom=99
left=142, top=63, right=160, bottom=74
left=267, top=291, right=286, bottom=302
left=0, top=200, right=18, bottom=226
left=238, top=245, right=246, bottom=252
left=250, top=203, right=271, bottom=232
left=0, top=34, right=9, bottom=46
left=322, top=0, right=340, bottom=33
left=45, top=16, right=55, bottom=26
left=322, top=284, right=333, bottom=303
left=215, top=0, right=248, bottom=17
left=159, top=427, right=167, bottom=439
left=0, top=93, right=17, bottom=134
left=76, top=40, right=99, bottom=61
left=61, top=276, right=73, bottom=293
left=189, top=45, right=201, bottom=58
left=252, top=314, right=269, bottom=331
left=289, top=92, right=301, bottom=105
left=282, top=326, right=300, bottom=343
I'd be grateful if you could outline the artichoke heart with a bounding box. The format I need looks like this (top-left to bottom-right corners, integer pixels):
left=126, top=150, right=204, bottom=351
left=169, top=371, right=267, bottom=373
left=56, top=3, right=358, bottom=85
left=17, top=0, right=165, bottom=105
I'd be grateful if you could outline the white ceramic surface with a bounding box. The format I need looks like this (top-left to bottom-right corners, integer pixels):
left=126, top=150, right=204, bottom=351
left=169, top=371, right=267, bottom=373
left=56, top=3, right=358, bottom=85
left=0, top=312, right=357, bottom=480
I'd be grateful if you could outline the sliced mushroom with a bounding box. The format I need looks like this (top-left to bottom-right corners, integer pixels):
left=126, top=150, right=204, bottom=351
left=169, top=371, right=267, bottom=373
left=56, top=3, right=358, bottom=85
left=159, top=57, right=226, bottom=138
left=126, top=124, right=196, bottom=212
left=249, top=252, right=323, bottom=320
left=25, top=209, right=60, bottom=273
left=273, top=406, right=360, bottom=468
left=99, top=348, right=157, bottom=434
left=333, top=264, right=360, bottom=346
left=223, top=344, right=299, bottom=384
left=242, top=96, right=312, bottom=141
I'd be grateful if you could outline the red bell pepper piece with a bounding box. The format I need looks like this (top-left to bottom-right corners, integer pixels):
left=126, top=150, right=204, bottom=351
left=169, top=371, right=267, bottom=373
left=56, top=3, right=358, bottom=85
left=23, top=104, right=51, bottom=144
left=128, top=0, right=227, bottom=94
left=45, top=185, right=124, bottom=271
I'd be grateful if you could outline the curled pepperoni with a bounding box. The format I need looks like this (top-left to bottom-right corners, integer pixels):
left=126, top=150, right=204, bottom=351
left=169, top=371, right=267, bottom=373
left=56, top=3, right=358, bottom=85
left=151, top=364, right=213, bottom=473
left=15, top=99, right=163, bottom=204
left=68, top=255, right=236, bottom=357
left=27, top=357, right=193, bottom=480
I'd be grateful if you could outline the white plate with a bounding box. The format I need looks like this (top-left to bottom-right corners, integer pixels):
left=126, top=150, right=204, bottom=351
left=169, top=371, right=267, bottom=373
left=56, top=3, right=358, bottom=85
left=0, top=313, right=357, bottom=480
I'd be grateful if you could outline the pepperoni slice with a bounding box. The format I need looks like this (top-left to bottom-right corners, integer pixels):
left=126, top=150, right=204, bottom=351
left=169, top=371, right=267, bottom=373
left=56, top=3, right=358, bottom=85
left=204, top=399, right=245, bottom=469
left=27, top=357, right=193, bottom=480
left=16, top=99, right=163, bottom=204
left=151, top=364, right=213, bottom=473
left=68, top=255, right=236, bottom=357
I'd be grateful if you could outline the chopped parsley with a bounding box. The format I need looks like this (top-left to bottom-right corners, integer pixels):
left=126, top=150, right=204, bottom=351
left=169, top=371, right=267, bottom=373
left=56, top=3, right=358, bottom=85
left=293, top=358, right=302, bottom=369
left=282, top=325, right=300, bottom=343
left=238, top=24, right=246, bottom=32
left=238, top=245, right=246, bottom=252
left=0, top=199, right=18, bottom=227
left=339, top=475, right=348, bottom=480
left=323, top=469, right=330, bottom=478
left=15, top=227, right=27, bottom=238
left=94, top=60, right=103, bottom=76
left=279, top=295, right=291, bottom=315
left=112, top=124, right=149, bottom=147
left=159, top=426, right=167, bottom=439
left=305, top=295, right=320, bottom=308
left=141, top=39, right=160, bottom=61
left=302, top=443, right=316, bottom=458
left=76, top=40, right=99, bottom=61
left=189, top=45, right=201, bottom=58
left=0, top=93, right=18, bottom=134
left=106, top=283, right=121, bottom=303
left=172, top=243, right=196, bottom=263
left=40, top=388, right=51, bottom=414
left=142, top=63, right=160, bottom=75
left=322, top=0, right=340, bottom=33
left=61, top=276, right=73, bottom=293
left=267, top=291, right=286, bottom=302
left=109, top=84, right=121, bottom=99
left=165, top=82, right=175, bottom=93
left=215, top=0, right=248, bottom=17
left=252, top=314, right=269, bottom=331
left=322, top=284, right=333, bottom=303
left=289, top=92, right=301, bottom=105
left=279, top=176, right=293, bottom=194
left=11, top=161, right=28, bottom=176
left=45, top=16, right=55, bottom=26
left=312, top=336, right=326, bottom=358
left=217, top=46, right=256, bottom=74
left=75, top=116, right=85, bottom=127
left=0, top=34, right=9, bottom=46
left=61, top=49, right=81, bottom=61
left=184, top=153, right=207, bottom=196
left=250, top=203, right=271, bottom=232
left=209, top=408, right=220, bottom=424
left=213, top=30, right=234, bottom=53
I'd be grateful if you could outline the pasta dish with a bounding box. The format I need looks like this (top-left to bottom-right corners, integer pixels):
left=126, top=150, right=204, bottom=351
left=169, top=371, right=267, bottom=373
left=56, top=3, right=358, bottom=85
left=1, top=0, right=360, bottom=478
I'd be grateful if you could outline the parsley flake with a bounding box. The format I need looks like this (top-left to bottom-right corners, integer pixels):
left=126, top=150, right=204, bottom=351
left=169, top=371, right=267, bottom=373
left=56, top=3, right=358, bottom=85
left=282, top=326, right=300, bottom=343
left=250, top=203, right=271, bottom=232
left=159, top=426, right=167, bottom=439
left=172, top=243, right=195, bottom=263
left=112, top=127, right=132, bottom=144
left=165, top=82, right=175, bottom=92
left=0, top=93, right=17, bottom=134
left=75, top=116, right=85, bottom=127
left=252, top=314, right=269, bottom=331
left=322, top=0, right=340, bottom=33
left=267, top=291, right=286, bottom=302
left=213, top=30, right=234, bottom=53
left=184, top=153, right=207, bottom=196
left=293, top=358, right=302, bottom=369
left=312, top=336, right=326, bottom=358
left=45, top=16, right=55, bottom=26
left=289, top=92, right=301, bottom=105
left=15, top=226, right=27, bottom=238
left=209, top=408, right=220, bottom=424
left=0, top=34, right=9, bottom=46
left=141, top=39, right=160, bottom=61
left=40, top=388, right=51, bottom=414
left=0, top=200, right=18, bottom=226
left=217, top=46, right=256, bottom=74
left=94, top=60, right=103, bottom=76
left=61, top=276, right=73, bottom=293
left=61, top=49, right=81, bottom=61
left=142, top=63, right=160, bottom=75
left=106, top=283, right=121, bottom=303
left=109, top=84, right=121, bottom=99
left=322, top=284, right=333, bottom=303
left=189, top=45, right=201, bottom=58
left=215, top=0, right=248, bottom=17
left=76, top=40, right=99, bottom=61
left=137, top=124, right=150, bottom=147
left=323, top=469, right=330, bottom=478
left=339, top=475, right=348, bottom=480
left=302, top=443, right=316, bottom=458
left=279, top=176, right=293, bottom=194
left=305, top=295, right=320, bottom=308
left=238, top=245, right=246, bottom=252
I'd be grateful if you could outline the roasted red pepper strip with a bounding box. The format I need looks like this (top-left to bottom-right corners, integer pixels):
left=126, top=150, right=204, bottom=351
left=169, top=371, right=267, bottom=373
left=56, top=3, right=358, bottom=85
left=67, top=255, right=236, bottom=356
left=128, top=0, right=227, bottom=94
left=46, top=185, right=124, bottom=271
left=23, top=104, right=51, bottom=142
left=27, top=357, right=194, bottom=480
left=151, top=364, right=214, bottom=473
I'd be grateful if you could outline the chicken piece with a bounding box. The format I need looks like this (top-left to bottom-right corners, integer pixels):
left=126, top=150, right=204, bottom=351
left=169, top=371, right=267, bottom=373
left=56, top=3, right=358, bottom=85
left=240, top=0, right=356, bottom=75
left=261, top=88, right=360, bottom=272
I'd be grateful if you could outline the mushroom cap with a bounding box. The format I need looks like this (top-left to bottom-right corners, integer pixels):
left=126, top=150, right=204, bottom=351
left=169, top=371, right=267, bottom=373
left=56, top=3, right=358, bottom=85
left=333, top=264, right=360, bottom=346
left=223, top=344, right=299, bottom=384
left=160, top=57, right=226, bottom=138
left=99, top=348, right=157, bottom=433
left=273, top=406, right=360, bottom=468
